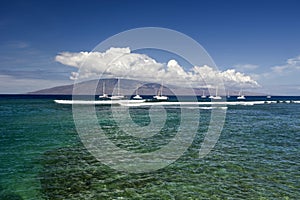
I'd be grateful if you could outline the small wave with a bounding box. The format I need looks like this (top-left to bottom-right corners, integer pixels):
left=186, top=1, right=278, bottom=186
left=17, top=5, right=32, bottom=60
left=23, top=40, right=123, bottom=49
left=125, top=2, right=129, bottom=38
left=184, top=106, right=228, bottom=110
left=54, top=100, right=300, bottom=106
left=200, top=106, right=228, bottom=110
left=54, top=99, right=144, bottom=105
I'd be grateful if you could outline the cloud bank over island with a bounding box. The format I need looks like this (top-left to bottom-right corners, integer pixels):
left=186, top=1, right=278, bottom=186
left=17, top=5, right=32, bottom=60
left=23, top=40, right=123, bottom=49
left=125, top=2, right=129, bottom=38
left=56, top=47, right=259, bottom=89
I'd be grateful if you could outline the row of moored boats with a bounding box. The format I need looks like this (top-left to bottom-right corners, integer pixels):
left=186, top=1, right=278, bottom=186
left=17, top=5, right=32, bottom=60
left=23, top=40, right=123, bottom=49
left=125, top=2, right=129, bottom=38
left=99, top=79, right=272, bottom=101
left=99, top=79, right=168, bottom=101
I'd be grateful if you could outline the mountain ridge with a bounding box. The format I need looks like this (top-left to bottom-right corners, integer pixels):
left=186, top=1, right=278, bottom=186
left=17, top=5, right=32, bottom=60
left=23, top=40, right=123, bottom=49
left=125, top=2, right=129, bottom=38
left=28, top=79, right=264, bottom=96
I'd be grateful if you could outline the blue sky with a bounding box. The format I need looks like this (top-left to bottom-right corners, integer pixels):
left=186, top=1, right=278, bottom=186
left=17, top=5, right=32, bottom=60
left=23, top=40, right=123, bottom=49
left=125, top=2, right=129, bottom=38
left=1, top=0, right=300, bottom=94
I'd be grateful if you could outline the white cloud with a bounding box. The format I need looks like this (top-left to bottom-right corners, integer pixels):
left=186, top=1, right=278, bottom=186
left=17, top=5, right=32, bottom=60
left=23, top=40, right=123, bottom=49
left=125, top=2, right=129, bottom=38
left=192, top=65, right=259, bottom=88
left=234, top=64, right=259, bottom=72
left=70, top=72, right=79, bottom=80
left=237, top=55, right=300, bottom=95
left=56, top=47, right=164, bottom=80
left=4, top=41, right=30, bottom=49
left=271, top=55, right=300, bottom=73
left=55, top=47, right=259, bottom=88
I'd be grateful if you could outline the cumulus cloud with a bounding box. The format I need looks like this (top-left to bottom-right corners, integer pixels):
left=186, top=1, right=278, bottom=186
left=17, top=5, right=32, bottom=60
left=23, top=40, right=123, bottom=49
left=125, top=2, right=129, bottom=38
left=56, top=48, right=164, bottom=80
left=191, top=65, right=259, bottom=88
left=55, top=47, right=259, bottom=88
left=271, top=55, right=300, bottom=73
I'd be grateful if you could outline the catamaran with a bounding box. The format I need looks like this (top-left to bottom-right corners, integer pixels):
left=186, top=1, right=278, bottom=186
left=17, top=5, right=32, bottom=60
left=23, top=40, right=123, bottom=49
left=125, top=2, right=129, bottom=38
left=99, top=82, right=109, bottom=100
left=237, top=90, right=246, bottom=100
left=133, top=85, right=143, bottom=100
left=209, top=87, right=222, bottom=100
left=110, top=78, right=125, bottom=100
left=153, top=82, right=168, bottom=101
left=237, top=95, right=246, bottom=100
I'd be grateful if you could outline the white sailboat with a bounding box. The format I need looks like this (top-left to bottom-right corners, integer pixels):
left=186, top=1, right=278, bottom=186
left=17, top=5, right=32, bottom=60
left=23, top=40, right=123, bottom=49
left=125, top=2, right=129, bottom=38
left=237, top=90, right=246, bottom=100
left=209, top=87, right=222, bottom=100
left=133, top=85, right=143, bottom=100
left=227, top=90, right=230, bottom=98
left=110, top=78, right=125, bottom=100
left=153, top=82, right=168, bottom=101
left=237, top=95, right=246, bottom=100
left=99, top=82, right=109, bottom=100
left=201, top=90, right=206, bottom=98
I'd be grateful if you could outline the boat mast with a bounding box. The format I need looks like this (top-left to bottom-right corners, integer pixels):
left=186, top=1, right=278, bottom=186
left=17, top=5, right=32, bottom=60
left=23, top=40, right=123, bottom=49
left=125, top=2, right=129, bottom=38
left=160, top=81, right=164, bottom=96
left=103, top=82, right=105, bottom=94
left=239, top=88, right=243, bottom=96
left=115, top=78, right=120, bottom=96
left=136, top=85, right=139, bottom=95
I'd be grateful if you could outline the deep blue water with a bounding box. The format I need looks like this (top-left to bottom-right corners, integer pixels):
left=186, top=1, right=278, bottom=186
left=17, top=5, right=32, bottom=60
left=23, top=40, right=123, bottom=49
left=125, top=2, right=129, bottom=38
left=0, top=95, right=299, bottom=199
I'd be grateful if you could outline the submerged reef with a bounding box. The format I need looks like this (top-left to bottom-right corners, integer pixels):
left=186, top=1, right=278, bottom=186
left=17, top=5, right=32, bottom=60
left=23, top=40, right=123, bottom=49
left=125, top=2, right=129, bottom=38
left=39, top=145, right=163, bottom=199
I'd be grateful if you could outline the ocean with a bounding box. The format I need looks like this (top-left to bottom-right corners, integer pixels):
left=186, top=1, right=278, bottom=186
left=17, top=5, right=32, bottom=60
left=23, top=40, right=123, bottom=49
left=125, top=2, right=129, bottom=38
left=0, top=95, right=299, bottom=199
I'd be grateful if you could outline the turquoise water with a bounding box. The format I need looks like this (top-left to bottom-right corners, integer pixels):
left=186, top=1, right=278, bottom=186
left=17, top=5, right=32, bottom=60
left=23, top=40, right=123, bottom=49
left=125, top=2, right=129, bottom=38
left=0, top=95, right=299, bottom=199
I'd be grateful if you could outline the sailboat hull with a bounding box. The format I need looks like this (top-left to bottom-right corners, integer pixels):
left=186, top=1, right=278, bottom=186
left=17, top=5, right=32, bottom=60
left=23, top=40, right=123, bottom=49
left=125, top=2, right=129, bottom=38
left=153, top=95, right=168, bottom=101
left=237, top=96, right=246, bottom=100
left=133, top=95, right=143, bottom=100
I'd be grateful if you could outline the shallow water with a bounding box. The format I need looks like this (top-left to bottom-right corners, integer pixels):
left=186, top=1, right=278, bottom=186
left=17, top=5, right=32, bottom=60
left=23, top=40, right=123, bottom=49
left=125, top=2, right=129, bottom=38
left=0, top=95, right=299, bottom=199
